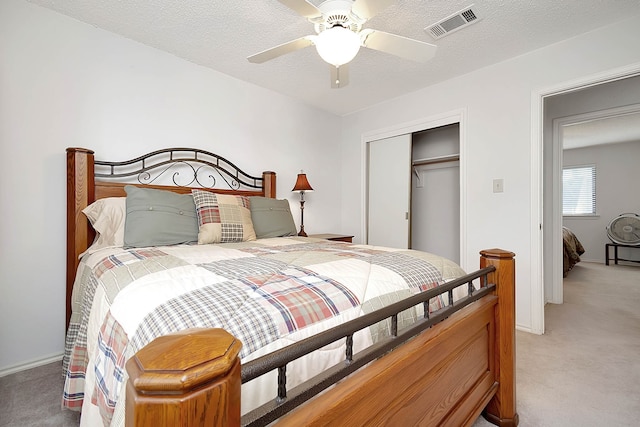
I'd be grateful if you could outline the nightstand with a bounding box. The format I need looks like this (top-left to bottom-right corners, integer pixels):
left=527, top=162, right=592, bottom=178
left=309, top=233, right=354, bottom=243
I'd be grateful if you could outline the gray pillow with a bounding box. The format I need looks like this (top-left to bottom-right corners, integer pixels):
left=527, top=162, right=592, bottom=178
left=124, top=185, right=199, bottom=248
left=249, top=197, right=297, bottom=239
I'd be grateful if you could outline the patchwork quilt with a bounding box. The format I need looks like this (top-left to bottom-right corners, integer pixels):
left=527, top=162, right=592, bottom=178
left=62, top=237, right=466, bottom=426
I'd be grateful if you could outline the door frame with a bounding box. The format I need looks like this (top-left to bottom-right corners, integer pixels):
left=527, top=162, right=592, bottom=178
left=531, top=62, right=640, bottom=334
left=360, top=109, right=468, bottom=268
left=549, top=103, right=640, bottom=304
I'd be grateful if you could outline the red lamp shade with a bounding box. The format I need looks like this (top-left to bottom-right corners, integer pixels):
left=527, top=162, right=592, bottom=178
left=292, top=173, right=314, bottom=192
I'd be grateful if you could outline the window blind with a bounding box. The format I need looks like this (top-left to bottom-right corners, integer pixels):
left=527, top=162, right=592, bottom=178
left=563, top=165, right=596, bottom=215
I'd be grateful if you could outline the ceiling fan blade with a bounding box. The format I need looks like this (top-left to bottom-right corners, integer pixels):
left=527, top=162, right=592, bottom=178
left=277, top=0, right=322, bottom=19
left=247, top=36, right=315, bottom=63
left=330, top=64, right=350, bottom=88
left=361, top=29, right=437, bottom=62
left=352, top=0, right=395, bottom=20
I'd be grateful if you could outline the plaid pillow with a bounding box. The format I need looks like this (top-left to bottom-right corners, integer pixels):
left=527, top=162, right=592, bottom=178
left=191, top=190, right=256, bottom=244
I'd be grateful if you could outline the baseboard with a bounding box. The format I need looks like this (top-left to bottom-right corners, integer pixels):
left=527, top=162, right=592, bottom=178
left=515, top=323, right=536, bottom=334
left=0, top=352, right=63, bottom=378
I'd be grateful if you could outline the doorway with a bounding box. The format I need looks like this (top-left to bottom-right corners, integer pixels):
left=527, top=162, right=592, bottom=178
left=548, top=104, right=640, bottom=304
left=533, top=65, right=640, bottom=334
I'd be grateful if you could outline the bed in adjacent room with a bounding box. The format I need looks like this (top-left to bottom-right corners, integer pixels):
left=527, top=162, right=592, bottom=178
left=562, top=226, right=585, bottom=277
left=63, top=147, right=518, bottom=427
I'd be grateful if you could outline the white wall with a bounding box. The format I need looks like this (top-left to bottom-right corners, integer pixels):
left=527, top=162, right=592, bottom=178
left=563, top=141, right=640, bottom=263
left=0, top=0, right=342, bottom=373
left=340, top=16, right=640, bottom=331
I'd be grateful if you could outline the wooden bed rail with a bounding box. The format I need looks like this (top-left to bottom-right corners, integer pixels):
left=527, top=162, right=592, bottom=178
left=125, top=249, right=517, bottom=427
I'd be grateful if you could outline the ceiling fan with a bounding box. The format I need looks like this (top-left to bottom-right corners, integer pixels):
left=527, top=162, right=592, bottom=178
left=247, top=0, right=437, bottom=88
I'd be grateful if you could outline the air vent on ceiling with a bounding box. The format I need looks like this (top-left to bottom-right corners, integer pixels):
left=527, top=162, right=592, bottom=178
left=425, top=5, right=480, bottom=40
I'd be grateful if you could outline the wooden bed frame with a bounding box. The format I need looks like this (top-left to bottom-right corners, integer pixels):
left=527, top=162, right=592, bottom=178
left=66, top=147, right=518, bottom=427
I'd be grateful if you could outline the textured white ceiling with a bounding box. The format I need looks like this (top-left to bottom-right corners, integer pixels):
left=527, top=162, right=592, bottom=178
left=27, top=0, right=640, bottom=116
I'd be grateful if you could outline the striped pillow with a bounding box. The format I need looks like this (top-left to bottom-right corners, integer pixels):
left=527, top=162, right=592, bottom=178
left=191, top=190, right=256, bottom=244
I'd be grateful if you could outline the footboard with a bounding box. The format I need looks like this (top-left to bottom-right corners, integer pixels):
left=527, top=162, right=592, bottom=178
left=125, top=249, right=517, bottom=427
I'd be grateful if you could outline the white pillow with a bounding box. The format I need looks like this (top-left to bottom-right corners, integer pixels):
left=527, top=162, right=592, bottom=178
left=81, top=197, right=126, bottom=256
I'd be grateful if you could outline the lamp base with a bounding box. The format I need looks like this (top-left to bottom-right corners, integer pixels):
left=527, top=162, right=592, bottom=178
left=297, top=198, right=308, bottom=237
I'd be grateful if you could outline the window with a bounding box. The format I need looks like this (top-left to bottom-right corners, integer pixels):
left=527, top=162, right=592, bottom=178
left=563, top=165, right=596, bottom=215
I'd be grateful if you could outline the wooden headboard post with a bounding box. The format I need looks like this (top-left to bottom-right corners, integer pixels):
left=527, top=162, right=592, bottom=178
left=66, top=147, right=96, bottom=329
left=262, top=171, right=276, bottom=198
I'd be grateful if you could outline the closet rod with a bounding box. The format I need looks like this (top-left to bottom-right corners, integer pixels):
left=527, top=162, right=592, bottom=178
left=412, top=154, right=460, bottom=167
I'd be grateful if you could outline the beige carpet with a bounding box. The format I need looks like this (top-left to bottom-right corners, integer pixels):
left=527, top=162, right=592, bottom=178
left=475, top=261, right=640, bottom=427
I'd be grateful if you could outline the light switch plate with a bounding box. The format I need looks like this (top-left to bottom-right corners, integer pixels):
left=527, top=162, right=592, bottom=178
left=493, top=179, right=504, bottom=193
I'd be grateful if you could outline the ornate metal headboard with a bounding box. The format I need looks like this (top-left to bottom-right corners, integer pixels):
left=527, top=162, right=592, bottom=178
left=94, top=147, right=267, bottom=191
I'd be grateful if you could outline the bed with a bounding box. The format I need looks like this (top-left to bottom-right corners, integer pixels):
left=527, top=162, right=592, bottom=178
left=562, top=226, right=585, bottom=277
left=64, top=147, right=518, bottom=427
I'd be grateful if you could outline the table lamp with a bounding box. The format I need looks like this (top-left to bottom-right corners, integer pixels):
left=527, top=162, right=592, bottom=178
left=292, top=171, right=314, bottom=237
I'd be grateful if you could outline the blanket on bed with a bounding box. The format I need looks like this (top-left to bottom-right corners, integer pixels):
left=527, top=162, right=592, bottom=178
left=563, top=226, right=585, bottom=277
left=62, top=237, right=466, bottom=426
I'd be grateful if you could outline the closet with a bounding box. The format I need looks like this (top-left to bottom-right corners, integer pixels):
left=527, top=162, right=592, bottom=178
left=367, top=123, right=460, bottom=263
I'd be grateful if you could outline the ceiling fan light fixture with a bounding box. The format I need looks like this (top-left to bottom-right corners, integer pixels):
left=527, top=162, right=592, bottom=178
left=314, top=26, right=361, bottom=66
